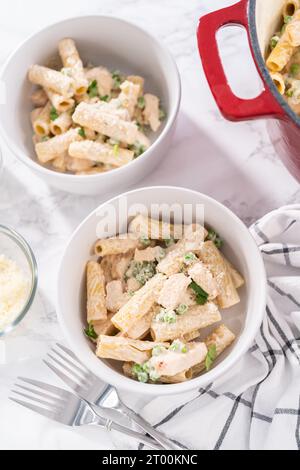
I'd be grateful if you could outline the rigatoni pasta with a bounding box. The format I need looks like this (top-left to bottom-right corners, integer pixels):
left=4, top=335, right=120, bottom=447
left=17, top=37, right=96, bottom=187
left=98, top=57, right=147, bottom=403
left=28, top=38, right=166, bottom=174
left=266, top=4, right=300, bottom=114
left=83, top=215, right=244, bottom=385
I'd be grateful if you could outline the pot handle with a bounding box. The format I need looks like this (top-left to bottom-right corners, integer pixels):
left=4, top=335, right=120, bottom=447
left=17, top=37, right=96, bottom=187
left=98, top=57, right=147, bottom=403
left=197, top=0, right=284, bottom=121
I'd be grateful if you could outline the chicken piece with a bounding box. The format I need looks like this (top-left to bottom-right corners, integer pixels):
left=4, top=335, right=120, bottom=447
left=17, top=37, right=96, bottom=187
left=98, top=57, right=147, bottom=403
left=134, top=246, right=165, bottom=263
left=106, top=280, right=129, bottom=313
left=157, top=273, right=191, bottom=311
left=188, top=261, right=219, bottom=300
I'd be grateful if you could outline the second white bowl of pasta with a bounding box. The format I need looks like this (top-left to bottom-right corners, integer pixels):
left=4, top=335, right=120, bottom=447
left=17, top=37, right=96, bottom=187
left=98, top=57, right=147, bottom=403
left=57, top=186, right=266, bottom=395
left=0, top=16, right=180, bottom=195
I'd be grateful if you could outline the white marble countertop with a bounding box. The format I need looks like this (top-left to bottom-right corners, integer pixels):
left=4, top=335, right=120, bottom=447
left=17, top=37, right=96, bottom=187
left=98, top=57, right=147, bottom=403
left=0, top=0, right=299, bottom=450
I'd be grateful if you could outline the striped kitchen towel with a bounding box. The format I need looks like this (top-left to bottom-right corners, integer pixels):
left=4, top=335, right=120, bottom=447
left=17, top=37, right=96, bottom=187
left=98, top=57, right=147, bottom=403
left=113, top=205, right=300, bottom=450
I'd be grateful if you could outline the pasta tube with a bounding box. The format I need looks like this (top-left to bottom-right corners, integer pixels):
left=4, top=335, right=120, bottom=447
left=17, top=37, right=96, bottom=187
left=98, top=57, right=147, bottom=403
left=125, top=306, right=159, bottom=340
left=197, top=241, right=240, bottom=309
left=28, top=65, right=74, bottom=97
left=151, top=302, right=221, bottom=343
left=85, top=67, right=113, bottom=97
left=283, top=0, right=300, bottom=16
left=31, top=88, right=48, bottom=107
left=190, top=324, right=236, bottom=377
left=50, top=111, right=72, bottom=135
left=111, top=273, right=166, bottom=333
left=35, top=128, right=83, bottom=163
left=31, top=102, right=51, bottom=137
left=270, top=72, right=286, bottom=95
left=285, top=10, right=300, bottom=46
left=223, top=257, right=245, bottom=289
left=267, top=33, right=294, bottom=72
left=128, top=214, right=191, bottom=240
left=92, top=312, right=118, bottom=337
left=72, top=102, right=139, bottom=145
left=94, top=234, right=140, bottom=257
left=59, top=38, right=88, bottom=96
left=96, top=335, right=168, bottom=364
left=69, top=140, right=134, bottom=167
left=45, top=89, right=75, bottom=113
left=87, top=261, right=107, bottom=322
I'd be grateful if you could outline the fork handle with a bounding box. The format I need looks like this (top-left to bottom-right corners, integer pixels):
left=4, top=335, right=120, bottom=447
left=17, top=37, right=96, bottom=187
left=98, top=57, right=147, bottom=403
left=94, top=419, right=163, bottom=450
left=118, top=403, right=185, bottom=451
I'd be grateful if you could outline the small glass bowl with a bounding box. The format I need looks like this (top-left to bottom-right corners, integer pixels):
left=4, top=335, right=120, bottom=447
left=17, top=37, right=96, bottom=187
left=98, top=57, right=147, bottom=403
left=0, top=225, right=38, bottom=337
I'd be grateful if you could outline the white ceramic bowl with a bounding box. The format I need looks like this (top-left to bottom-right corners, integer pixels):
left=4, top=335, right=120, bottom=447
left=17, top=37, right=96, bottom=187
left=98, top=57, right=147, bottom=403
left=0, top=16, right=181, bottom=195
left=57, top=186, right=266, bottom=396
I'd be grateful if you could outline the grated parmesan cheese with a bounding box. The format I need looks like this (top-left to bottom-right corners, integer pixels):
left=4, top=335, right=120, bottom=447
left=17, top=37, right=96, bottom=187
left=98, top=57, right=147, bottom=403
left=0, top=254, right=30, bottom=332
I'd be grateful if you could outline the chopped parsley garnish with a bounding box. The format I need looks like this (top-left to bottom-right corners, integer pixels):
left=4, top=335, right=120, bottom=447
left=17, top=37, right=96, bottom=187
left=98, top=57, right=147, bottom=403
left=290, top=63, right=300, bottom=76
left=112, top=71, right=122, bottom=89
left=50, top=106, right=59, bottom=121
left=270, top=35, right=279, bottom=50
left=140, top=235, right=151, bottom=247
left=205, top=344, right=217, bottom=371
left=87, top=80, right=99, bottom=98
left=41, top=136, right=50, bottom=142
left=78, top=127, right=86, bottom=138
left=286, top=88, right=294, bottom=97
left=206, top=228, right=223, bottom=248
left=159, top=108, right=166, bottom=120
left=113, top=144, right=120, bottom=157
left=176, top=304, right=188, bottom=315
left=129, top=142, right=146, bottom=158
left=84, top=323, right=98, bottom=340
left=184, top=252, right=197, bottom=265
left=189, top=281, right=209, bottom=305
left=100, top=95, right=110, bottom=102
left=137, top=96, right=146, bottom=110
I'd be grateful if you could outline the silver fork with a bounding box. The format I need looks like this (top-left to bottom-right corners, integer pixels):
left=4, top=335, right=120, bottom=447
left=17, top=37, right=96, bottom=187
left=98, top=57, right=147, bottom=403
left=10, top=377, right=163, bottom=450
left=44, top=343, right=185, bottom=451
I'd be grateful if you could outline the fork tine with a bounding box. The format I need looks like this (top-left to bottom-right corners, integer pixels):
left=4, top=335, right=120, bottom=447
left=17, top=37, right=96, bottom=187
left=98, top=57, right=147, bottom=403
left=14, top=384, right=66, bottom=404
left=43, top=359, right=82, bottom=392
left=46, top=353, right=90, bottom=386
left=9, top=397, right=57, bottom=421
left=56, top=344, right=91, bottom=375
left=50, top=347, right=89, bottom=380
left=17, top=377, right=71, bottom=400
left=11, top=389, right=63, bottom=410
left=56, top=343, right=81, bottom=363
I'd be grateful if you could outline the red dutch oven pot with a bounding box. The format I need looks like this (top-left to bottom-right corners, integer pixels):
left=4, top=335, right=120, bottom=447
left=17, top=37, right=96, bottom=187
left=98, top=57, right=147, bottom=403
left=197, top=0, right=300, bottom=183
